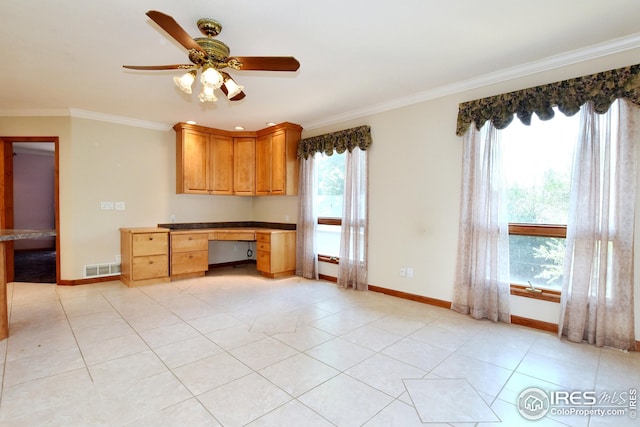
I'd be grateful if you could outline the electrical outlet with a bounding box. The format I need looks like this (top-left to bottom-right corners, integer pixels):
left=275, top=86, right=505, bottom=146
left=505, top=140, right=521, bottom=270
left=115, top=201, right=125, bottom=211
left=406, top=267, right=414, bottom=278
left=115, top=254, right=121, bottom=263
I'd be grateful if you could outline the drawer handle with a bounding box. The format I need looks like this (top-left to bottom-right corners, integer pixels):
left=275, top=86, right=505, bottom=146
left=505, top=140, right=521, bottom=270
left=189, top=236, right=193, bottom=240
left=149, top=237, right=153, bottom=240
left=189, top=255, right=193, bottom=258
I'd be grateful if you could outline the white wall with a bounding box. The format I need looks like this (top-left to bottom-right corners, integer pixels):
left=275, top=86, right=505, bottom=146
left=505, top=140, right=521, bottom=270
left=1, top=47, right=639, bottom=339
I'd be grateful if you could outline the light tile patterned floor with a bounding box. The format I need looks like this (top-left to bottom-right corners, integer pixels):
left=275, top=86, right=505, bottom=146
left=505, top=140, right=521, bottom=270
left=1, top=266, right=639, bottom=426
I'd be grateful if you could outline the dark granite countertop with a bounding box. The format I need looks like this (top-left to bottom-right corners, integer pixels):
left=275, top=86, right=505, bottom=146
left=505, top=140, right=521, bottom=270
left=157, top=221, right=296, bottom=231
left=0, top=229, right=56, bottom=242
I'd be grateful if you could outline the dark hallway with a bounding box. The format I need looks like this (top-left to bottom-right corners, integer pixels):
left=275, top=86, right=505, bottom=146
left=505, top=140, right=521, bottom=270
left=13, top=249, right=56, bottom=283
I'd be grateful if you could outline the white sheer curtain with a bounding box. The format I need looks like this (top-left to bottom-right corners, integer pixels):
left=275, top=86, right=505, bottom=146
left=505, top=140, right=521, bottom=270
left=337, top=147, right=368, bottom=290
left=295, top=155, right=318, bottom=279
left=559, top=99, right=638, bottom=350
left=452, top=122, right=511, bottom=323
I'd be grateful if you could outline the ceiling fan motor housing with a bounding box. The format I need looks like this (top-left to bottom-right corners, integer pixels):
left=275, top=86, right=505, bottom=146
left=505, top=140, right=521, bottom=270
left=193, top=37, right=230, bottom=65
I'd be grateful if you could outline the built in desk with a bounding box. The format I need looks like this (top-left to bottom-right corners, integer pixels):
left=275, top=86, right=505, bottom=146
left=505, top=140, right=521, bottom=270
left=120, top=222, right=296, bottom=287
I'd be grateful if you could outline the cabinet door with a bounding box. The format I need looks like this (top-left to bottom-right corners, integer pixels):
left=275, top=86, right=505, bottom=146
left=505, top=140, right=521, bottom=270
left=181, top=130, right=210, bottom=194
left=233, top=137, right=255, bottom=195
left=209, top=135, right=234, bottom=195
left=255, top=134, right=272, bottom=195
left=269, top=131, right=286, bottom=195
left=256, top=250, right=271, bottom=273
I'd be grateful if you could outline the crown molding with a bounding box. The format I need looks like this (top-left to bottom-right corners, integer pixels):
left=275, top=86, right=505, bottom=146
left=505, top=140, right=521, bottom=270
left=0, top=108, right=172, bottom=132
left=302, top=32, right=640, bottom=130
left=69, top=109, right=172, bottom=131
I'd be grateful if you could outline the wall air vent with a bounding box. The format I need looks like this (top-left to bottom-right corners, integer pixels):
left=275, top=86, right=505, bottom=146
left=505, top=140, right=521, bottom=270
left=84, top=263, right=121, bottom=278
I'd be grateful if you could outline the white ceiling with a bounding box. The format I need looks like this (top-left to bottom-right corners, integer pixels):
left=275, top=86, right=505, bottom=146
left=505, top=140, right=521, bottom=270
left=1, top=0, right=640, bottom=132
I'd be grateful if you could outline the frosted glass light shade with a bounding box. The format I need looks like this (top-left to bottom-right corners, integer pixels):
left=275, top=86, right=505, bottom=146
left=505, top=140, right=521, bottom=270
left=224, top=78, right=244, bottom=99
left=200, top=67, right=223, bottom=88
left=173, top=70, right=196, bottom=94
left=198, top=84, right=217, bottom=102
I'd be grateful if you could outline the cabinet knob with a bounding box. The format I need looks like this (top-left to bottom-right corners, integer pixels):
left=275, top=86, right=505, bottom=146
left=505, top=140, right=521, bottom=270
left=149, top=260, right=154, bottom=264
left=149, top=237, right=153, bottom=240
left=189, top=236, right=193, bottom=240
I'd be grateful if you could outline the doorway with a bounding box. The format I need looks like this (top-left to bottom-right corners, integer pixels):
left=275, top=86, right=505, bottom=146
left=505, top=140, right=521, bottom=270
left=0, top=137, right=60, bottom=284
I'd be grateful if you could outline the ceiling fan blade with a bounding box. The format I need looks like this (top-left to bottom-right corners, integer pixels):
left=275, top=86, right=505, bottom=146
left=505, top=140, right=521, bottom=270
left=146, top=10, right=205, bottom=54
left=123, top=64, right=193, bottom=70
left=232, top=56, right=300, bottom=71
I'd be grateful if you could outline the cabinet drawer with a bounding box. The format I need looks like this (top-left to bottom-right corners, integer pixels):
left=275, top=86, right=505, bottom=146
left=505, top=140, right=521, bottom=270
left=132, top=233, right=168, bottom=256
left=132, top=255, right=168, bottom=280
left=256, top=233, right=271, bottom=243
left=171, top=251, right=208, bottom=275
left=172, top=234, right=208, bottom=252
left=256, top=242, right=270, bottom=252
left=256, top=250, right=271, bottom=272
left=215, top=231, right=256, bottom=241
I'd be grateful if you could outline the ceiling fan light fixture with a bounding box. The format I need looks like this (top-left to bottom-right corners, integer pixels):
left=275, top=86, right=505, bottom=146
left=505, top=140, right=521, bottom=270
left=223, top=77, right=244, bottom=99
left=173, top=70, right=197, bottom=94
left=124, top=12, right=299, bottom=103
left=198, top=84, right=218, bottom=102
left=200, top=66, right=223, bottom=89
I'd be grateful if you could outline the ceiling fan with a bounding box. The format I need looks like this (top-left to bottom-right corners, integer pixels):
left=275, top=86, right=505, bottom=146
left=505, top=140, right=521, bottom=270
left=123, top=10, right=300, bottom=102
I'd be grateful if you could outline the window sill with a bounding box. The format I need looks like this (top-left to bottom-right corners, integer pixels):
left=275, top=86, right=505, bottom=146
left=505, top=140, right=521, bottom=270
left=510, top=284, right=561, bottom=303
left=318, top=254, right=339, bottom=264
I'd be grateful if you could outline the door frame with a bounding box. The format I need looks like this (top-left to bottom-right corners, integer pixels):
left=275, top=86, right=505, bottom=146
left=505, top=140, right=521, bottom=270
left=0, top=136, right=60, bottom=283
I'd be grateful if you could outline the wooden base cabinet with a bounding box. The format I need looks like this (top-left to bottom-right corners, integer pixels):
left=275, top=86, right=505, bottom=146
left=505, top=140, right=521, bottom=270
left=120, top=228, right=170, bottom=287
left=256, top=230, right=296, bottom=278
left=170, top=232, right=209, bottom=280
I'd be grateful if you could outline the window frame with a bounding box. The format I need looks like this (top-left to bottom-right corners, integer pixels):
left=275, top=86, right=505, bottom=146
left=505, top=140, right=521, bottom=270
left=317, top=217, right=341, bottom=264
left=508, top=223, right=564, bottom=303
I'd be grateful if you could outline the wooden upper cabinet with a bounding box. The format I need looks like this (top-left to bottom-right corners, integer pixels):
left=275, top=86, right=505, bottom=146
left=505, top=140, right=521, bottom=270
left=175, top=123, right=233, bottom=195
left=233, top=137, right=256, bottom=196
left=179, top=129, right=209, bottom=194
left=209, top=134, right=234, bottom=195
left=255, top=134, right=272, bottom=195
left=174, top=122, right=301, bottom=196
left=255, top=123, right=302, bottom=196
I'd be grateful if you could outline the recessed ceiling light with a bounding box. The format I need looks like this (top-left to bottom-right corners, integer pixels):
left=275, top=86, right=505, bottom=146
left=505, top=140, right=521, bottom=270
left=265, top=122, right=276, bottom=127
left=185, top=120, right=196, bottom=125
left=234, top=126, right=245, bottom=131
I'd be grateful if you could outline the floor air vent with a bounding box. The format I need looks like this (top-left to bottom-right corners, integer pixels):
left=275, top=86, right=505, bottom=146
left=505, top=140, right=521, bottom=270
left=84, top=263, right=121, bottom=278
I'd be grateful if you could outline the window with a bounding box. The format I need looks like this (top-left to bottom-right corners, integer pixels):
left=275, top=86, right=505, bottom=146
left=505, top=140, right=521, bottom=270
left=315, top=152, right=345, bottom=259
left=501, top=108, right=580, bottom=291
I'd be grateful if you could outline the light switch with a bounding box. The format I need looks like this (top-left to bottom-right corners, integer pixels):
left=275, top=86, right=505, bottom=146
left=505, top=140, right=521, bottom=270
left=100, top=201, right=114, bottom=210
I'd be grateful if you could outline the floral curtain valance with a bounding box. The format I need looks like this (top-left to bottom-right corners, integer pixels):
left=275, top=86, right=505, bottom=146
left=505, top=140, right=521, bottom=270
left=456, top=64, right=640, bottom=136
left=298, top=125, right=372, bottom=159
